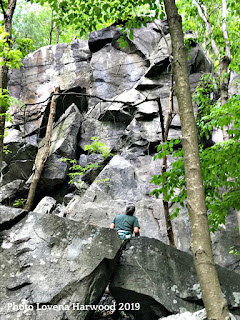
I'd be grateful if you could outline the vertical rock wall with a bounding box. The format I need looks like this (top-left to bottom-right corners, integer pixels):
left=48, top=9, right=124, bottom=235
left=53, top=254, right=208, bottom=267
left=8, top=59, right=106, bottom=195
left=2, top=21, right=239, bottom=274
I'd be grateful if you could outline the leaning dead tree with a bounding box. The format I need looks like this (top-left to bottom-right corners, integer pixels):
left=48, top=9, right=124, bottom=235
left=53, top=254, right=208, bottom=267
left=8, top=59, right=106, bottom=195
left=152, top=23, right=176, bottom=246
left=157, top=86, right=176, bottom=247
left=24, top=87, right=60, bottom=212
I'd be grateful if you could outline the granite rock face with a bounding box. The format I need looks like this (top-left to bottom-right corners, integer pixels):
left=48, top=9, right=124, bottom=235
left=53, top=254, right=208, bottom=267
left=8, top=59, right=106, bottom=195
left=0, top=205, right=27, bottom=230
left=0, top=211, right=122, bottom=320
left=2, top=20, right=239, bottom=277
left=0, top=180, right=25, bottom=205
left=2, top=143, right=38, bottom=186
left=7, top=40, right=91, bottom=144
left=26, top=103, right=82, bottom=192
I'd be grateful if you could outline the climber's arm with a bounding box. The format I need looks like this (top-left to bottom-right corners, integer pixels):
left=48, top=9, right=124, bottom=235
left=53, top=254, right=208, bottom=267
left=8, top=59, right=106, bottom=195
left=134, top=226, right=140, bottom=237
left=110, top=223, right=115, bottom=229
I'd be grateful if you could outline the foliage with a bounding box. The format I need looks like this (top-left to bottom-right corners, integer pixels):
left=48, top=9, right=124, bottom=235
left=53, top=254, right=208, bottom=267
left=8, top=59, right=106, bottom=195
left=0, top=89, right=10, bottom=112
left=229, top=246, right=239, bottom=256
left=30, top=0, right=165, bottom=45
left=13, top=198, right=27, bottom=208
left=84, top=137, right=113, bottom=159
left=61, top=158, right=99, bottom=184
left=151, top=75, right=240, bottom=232
left=0, top=89, right=25, bottom=137
left=0, top=28, right=24, bottom=70
left=12, top=0, right=78, bottom=51
left=177, top=0, right=240, bottom=72
left=150, top=138, right=186, bottom=220
left=3, top=145, right=11, bottom=154
left=61, top=137, right=113, bottom=184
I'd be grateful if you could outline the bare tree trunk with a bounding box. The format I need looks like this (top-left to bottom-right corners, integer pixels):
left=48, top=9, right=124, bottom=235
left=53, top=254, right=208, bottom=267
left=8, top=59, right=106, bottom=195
left=153, top=22, right=176, bottom=246
left=49, top=9, right=54, bottom=45
left=220, top=56, right=231, bottom=141
left=163, top=1, right=230, bottom=319
left=24, top=87, right=60, bottom=212
left=157, top=91, right=176, bottom=247
left=0, top=64, right=7, bottom=181
left=193, top=0, right=220, bottom=58
left=0, top=0, right=17, bottom=180
left=55, top=25, right=60, bottom=44
left=220, top=0, right=231, bottom=141
left=236, top=210, right=240, bottom=235
left=222, top=0, right=231, bottom=58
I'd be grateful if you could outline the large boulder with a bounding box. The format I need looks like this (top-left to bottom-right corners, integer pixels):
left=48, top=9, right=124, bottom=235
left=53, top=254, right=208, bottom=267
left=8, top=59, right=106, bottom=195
left=42, top=103, right=82, bottom=158
left=89, top=25, right=122, bottom=53
left=0, top=205, right=27, bottom=230
left=27, top=103, right=82, bottom=191
left=0, top=180, right=25, bottom=205
left=66, top=153, right=240, bottom=272
left=159, top=309, right=207, bottom=320
left=0, top=211, right=122, bottom=320
left=159, top=309, right=239, bottom=320
left=211, top=208, right=240, bottom=273
left=2, top=160, right=34, bottom=185
left=2, top=143, right=38, bottom=186
left=33, top=196, right=57, bottom=214
left=67, top=155, right=144, bottom=225
left=110, top=237, right=240, bottom=320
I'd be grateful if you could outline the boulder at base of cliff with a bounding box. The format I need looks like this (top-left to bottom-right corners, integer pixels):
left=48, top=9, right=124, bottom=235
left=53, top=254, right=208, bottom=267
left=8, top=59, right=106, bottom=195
left=0, top=210, right=122, bottom=320
left=159, top=309, right=239, bottom=320
left=110, top=237, right=240, bottom=320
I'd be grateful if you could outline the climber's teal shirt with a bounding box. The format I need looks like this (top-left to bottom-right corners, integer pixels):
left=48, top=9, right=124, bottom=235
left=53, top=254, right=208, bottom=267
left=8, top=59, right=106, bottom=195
left=112, top=214, right=140, bottom=234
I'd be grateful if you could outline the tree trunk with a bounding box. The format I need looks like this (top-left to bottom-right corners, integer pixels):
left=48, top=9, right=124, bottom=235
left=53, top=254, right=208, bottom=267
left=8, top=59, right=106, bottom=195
left=236, top=210, right=240, bottom=235
left=163, top=1, right=230, bottom=319
left=49, top=9, right=54, bottom=45
left=0, top=64, right=7, bottom=181
left=220, top=56, right=231, bottom=141
left=55, top=25, right=60, bottom=44
left=157, top=97, right=175, bottom=247
left=24, top=87, right=60, bottom=212
left=0, top=0, right=17, bottom=179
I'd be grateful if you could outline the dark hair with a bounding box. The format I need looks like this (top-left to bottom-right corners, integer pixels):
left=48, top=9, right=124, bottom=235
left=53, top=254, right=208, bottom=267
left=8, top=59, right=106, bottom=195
left=126, top=204, right=135, bottom=216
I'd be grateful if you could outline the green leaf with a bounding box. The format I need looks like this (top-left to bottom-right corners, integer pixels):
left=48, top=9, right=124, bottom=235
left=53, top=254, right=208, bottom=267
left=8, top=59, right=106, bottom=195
left=120, top=40, right=128, bottom=48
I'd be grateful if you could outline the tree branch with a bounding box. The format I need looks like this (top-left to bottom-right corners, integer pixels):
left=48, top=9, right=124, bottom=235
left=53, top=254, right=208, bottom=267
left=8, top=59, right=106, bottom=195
left=24, top=90, right=156, bottom=108
left=193, top=0, right=220, bottom=58
left=6, top=0, right=17, bottom=21
left=0, top=0, right=6, bottom=17
left=222, top=0, right=231, bottom=58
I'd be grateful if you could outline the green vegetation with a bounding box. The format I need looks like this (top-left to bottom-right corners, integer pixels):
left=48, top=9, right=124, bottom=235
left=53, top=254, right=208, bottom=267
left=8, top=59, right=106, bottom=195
left=12, top=0, right=79, bottom=51
left=84, top=137, right=113, bottom=159
left=13, top=198, right=26, bottom=208
left=178, top=0, right=240, bottom=72
left=62, top=137, right=112, bottom=184
left=151, top=75, right=240, bottom=232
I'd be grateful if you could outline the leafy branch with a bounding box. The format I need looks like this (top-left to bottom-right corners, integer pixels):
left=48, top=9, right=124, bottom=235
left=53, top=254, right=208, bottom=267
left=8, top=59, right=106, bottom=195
left=61, top=137, right=113, bottom=184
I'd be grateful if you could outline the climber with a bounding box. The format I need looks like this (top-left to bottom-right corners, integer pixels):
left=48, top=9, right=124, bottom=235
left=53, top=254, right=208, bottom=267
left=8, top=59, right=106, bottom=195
left=110, top=203, right=140, bottom=240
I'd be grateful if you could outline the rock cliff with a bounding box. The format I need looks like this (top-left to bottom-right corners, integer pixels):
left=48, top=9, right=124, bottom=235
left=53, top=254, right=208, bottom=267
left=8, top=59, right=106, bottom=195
left=0, top=20, right=240, bottom=319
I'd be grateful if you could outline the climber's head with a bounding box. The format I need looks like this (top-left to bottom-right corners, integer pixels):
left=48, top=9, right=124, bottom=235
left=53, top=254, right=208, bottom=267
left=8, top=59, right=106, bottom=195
left=126, top=203, right=135, bottom=216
